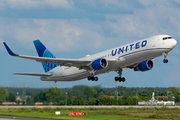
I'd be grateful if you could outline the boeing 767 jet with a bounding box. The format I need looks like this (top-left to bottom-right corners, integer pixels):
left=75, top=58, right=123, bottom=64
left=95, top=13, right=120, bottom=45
left=3, top=35, right=177, bottom=83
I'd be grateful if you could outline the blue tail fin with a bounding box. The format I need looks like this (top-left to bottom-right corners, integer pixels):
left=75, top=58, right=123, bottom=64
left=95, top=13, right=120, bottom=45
left=33, top=40, right=58, bottom=72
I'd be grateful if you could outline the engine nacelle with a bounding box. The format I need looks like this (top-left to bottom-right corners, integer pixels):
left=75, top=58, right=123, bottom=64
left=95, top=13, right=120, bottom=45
left=134, top=60, right=154, bottom=72
left=91, top=58, right=108, bottom=70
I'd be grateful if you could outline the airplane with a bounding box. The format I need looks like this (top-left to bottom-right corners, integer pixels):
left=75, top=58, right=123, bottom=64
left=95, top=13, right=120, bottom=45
left=3, top=34, right=177, bottom=83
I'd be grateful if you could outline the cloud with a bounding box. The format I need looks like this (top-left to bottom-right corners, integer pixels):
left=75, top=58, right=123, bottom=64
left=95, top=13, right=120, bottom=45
left=138, top=0, right=169, bottom=6
left=0, top=0, right=74, bottom=10
left=0, top=38, right=4, bottom=50
left=173, top=0, right=180, bottom=4
left=99, top=0, right=130, bottom=9
left=0, top=18, right=108, bottom=52
left=0, top=0, right=180, bottom=53
left=104, top=0, right=180, bottom=41
left=0, top=37, right=3, bottom=42
left=0, top=1, right=180, bottom=53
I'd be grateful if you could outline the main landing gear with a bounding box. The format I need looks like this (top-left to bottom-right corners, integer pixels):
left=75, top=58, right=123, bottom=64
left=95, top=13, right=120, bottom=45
left=163, top=52, right=169, bottom=63
left=87, top=70, right=98, bottom=81
left=88, top=76, right=98, bottom=81
left=115, top=68, right=126, bottom=82
left=115, top=77, right=125, bottom=82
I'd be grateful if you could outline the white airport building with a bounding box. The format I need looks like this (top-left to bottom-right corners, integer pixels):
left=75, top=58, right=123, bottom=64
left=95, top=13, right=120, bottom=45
left=138, top=92, right=175, bottom=106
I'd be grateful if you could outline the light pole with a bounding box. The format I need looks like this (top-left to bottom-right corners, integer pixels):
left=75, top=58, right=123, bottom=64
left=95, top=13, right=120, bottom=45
left=167, top=91, right=169, bottom=101
left=173, top=96, right=175, bottom=101
left=117, top=92, right=118, bottom=105
left=136, top=92, right=137, bottom=105
left=66, top=92, right=67, bottom=105
left=16, top=92, right=19, bottom=105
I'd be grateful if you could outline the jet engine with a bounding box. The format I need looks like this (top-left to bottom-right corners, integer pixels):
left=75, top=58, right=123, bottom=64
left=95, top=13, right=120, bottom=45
left=91, top=58, right=108, bottom=70
left=134, top=60, right=154, bottom=72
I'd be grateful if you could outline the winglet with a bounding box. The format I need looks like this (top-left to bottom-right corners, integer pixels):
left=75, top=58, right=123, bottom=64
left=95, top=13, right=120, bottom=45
left=3, top=42, right=18, bottom=56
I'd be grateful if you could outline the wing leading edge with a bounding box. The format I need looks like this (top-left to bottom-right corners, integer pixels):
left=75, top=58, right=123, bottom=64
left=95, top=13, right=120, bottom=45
left=14, top=73, right=52, bottom=77
left=3, top=42, right=92, bottom=68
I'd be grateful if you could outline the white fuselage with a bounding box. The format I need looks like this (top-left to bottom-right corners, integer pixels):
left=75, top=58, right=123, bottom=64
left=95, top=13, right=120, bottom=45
left=41, top=35, right=177, bottom=81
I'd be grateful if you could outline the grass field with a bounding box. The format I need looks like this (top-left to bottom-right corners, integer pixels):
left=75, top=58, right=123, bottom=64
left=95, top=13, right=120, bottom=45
left=0, top=106, right=179, bottom=120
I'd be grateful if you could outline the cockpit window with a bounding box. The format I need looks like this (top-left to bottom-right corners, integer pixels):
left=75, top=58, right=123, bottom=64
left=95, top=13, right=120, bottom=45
left=163, top=37, right=172, bottom=40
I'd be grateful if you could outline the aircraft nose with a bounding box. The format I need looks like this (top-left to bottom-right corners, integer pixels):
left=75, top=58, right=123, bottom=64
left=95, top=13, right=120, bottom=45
left=171, top=39, right=177, bottom=48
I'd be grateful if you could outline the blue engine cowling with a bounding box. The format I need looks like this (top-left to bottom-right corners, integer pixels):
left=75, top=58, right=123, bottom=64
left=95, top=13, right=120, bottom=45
left=134, top=60, right=154, bottom=72
left=91, top=58, right=108, bottom=70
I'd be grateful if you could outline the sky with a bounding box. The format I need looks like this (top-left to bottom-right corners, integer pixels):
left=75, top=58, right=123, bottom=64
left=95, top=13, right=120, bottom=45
left=0, top=0, right=180, bottom=88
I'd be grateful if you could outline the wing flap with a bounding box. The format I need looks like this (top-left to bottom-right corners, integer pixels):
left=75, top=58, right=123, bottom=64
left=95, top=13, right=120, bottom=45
left=14, top=73, right=52, bottom=77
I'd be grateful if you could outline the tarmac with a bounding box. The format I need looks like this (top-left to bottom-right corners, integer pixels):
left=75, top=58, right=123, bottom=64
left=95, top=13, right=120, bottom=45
left=0, top=116, right=52, bottom=120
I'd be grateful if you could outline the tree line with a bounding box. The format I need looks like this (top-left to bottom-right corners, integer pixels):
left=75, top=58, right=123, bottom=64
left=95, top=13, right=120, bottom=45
left=0, top=85, right=180, bottom=105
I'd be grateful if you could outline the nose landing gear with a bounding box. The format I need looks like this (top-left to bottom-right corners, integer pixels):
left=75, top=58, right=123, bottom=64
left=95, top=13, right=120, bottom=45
left=163, top=59, right=168, bottom=63
left=163, top=52, right=169, bottom=63
left=115, top=68, right=126, bottom=82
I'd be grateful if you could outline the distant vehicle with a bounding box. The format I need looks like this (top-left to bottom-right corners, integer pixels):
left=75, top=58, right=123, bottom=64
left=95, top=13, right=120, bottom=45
left=3, top=35, right=177, bottom=83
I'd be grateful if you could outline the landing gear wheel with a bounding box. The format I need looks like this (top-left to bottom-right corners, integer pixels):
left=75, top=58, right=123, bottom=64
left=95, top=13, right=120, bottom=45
left=163, top=59, right=168, bottom=63
left=118, top=77, right=122, bottom=82
left=115, top=77, right=119, bottom=81
left=122, top=77, right=125, bottom=82
left=92, top=77, right=95, bottom=81
left=114, top=76, right=126, bottom=82
left=114, top=68, right=126, bottom=82
left=95, top=77, right=98, bottom=81
left=88, top=76, right=91, bottom=80
left=166, top=59, right=168, bottom=63
left=87, top=76, right=98, bottom=81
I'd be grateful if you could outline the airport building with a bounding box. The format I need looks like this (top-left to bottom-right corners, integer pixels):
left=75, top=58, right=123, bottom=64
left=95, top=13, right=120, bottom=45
left=138, top=92, right=175, bottom=106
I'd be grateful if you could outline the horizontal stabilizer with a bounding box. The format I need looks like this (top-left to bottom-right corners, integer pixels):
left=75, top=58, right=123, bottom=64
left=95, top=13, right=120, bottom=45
left=13, top=73, right=52, bottom=77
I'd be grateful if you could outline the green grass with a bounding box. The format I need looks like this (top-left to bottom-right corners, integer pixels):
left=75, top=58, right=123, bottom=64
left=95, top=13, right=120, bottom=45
left=0, top=111, right=136, bottom=120
left=0, top=107, right=179, bottom=120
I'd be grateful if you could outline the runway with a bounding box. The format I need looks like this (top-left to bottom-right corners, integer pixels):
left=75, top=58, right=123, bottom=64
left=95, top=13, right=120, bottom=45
left=0, top=116, right=52, bottom=120
left=0, top=105, right=179, bottom=108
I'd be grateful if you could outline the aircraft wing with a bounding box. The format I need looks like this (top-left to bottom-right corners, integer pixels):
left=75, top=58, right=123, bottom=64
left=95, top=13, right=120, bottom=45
left=3, top=42, right=116, bottom=69
left=14, top=73, right=52, bottom=77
